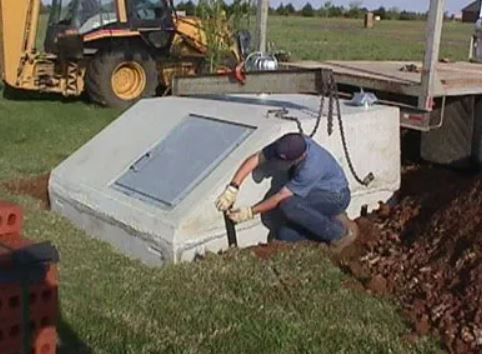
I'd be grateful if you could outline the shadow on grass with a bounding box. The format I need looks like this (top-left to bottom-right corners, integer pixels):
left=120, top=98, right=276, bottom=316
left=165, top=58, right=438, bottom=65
left=1, top=83, right=93, bottom=106
left=58, top=318, right=92, bottom=354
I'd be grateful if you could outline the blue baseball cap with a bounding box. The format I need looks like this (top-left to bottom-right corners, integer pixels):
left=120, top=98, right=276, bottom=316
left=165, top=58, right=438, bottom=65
left=263, top=133, right=307, bottom=161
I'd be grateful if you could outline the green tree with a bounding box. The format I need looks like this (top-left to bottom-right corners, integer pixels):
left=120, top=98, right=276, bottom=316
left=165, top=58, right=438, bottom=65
left=374, top=6, right=386, bottom=20
left=345, top=0, right=363, bottom=18
left=327, top=5, right=344, bottom=17
left=177, top=0, right=196, bottom=15
left=317, top=6, right=327, bottom=17
left=285, top=3, right=296, bottom=15
left=301, top=2, right=315, bottom=17
left=276, top=3, right=288, bottom=16
left=386, top=7, right=400, bottom=20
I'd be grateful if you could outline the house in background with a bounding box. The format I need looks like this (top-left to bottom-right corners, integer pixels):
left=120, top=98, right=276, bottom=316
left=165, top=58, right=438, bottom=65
left=462, top=0, right=481, bottom=22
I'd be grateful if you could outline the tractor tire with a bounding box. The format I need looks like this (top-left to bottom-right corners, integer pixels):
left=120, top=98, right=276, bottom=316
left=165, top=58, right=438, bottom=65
left=86, top=47, right=158, bottom=110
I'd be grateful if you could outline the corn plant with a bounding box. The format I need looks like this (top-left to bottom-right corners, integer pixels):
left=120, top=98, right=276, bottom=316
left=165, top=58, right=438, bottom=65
left=197, top=0, right=253, bottom=72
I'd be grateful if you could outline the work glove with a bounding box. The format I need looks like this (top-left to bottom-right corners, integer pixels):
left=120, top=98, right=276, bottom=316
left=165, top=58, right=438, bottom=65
left=215, top=185, right=238, bottom=211
left=227, top=207, right=254, bottom=224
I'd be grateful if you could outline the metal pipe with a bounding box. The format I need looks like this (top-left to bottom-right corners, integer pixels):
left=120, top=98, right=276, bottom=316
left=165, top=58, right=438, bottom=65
left=419, top=0, right=445, bottom=111
left=255, top=0, right=269, bottom=53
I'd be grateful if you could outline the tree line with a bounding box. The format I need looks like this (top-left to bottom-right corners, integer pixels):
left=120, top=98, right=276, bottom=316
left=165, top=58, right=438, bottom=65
left=39, top=0, right=434, bottom=22
left=176, top=1, right=431, bottom=21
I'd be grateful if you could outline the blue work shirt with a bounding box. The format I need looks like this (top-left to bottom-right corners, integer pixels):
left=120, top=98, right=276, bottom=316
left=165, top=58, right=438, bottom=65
left=263, top=137, right=349, bottom=198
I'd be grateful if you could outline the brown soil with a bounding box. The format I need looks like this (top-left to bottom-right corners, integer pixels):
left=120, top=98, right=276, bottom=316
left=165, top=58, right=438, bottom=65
left=4, top=174, right=50, bottom=209
left=249, top=241, right=292, bottom=260
left=341, top=279, right=366, bottom=294
left=335, top=166, right=482, bottom=354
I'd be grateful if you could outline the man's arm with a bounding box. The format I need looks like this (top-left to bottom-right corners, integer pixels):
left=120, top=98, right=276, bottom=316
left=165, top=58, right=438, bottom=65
left=227, top=187, right=293, bottom=224
left=252, top=187, right=293, bottom=215
left=231, top=152, right=265, bottom=187
left=216, top=152, right=265, bottom=212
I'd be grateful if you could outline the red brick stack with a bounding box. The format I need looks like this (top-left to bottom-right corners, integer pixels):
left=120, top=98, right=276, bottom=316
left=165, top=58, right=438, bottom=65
left=0, top=202, right=59, bottom=354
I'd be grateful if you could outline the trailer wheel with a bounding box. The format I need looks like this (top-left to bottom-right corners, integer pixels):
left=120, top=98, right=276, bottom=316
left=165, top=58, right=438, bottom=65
left=421, top=96, right=478, bottom=168
left=86, top=47, right=158, bottom=109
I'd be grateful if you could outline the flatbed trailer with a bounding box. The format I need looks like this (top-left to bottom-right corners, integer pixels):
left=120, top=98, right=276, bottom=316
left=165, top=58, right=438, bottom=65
left=174, top=0, right=482, bottom=167
left=282, top=60, right=482, bottom=131
left=284, top=61, right=482, bottom=99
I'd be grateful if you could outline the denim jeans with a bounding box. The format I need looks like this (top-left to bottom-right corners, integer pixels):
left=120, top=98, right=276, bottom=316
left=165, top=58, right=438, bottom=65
left=277, top=187, right=351, bottom=243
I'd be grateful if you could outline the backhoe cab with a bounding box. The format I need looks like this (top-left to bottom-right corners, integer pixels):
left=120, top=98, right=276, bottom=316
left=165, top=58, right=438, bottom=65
left=0, top=0, right=242, bottom=108
left=45, top=0, right=175, bottom=54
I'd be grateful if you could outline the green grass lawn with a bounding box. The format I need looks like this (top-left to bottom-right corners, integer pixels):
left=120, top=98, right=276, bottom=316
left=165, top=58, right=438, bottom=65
left=267, top=17, right=473, bottom=62
left=1, top=16, right=469, bottom=353
left=0, top=94, right=441, bottom=354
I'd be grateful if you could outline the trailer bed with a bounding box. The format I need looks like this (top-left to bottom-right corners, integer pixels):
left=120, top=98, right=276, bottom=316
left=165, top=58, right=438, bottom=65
left=284, top=61, right=482, bottom=98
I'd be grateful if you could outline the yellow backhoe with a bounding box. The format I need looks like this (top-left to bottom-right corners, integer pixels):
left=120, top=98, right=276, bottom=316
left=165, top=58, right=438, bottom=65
left=0, top=0, right=246, bottom=108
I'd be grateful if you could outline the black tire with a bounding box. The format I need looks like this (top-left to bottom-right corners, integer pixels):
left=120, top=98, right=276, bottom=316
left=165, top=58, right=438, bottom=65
left=86, top=46, right=158, bottom=109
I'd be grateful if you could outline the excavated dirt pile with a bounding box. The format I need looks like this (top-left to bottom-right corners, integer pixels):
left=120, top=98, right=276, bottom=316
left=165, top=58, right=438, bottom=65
left=338, top=167, right=482, bottom=353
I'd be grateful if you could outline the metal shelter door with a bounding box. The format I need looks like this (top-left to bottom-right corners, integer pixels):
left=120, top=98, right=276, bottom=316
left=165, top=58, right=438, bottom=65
left=114, top=114, right=254, bottom=207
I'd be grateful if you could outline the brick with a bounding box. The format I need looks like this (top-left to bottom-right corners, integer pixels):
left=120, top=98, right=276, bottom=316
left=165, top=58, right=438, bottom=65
left=0, top=325, right=58, bottom=354
left=33, top=327, right=57, bottom=354
left=0, top=241, right=58, bottom=354
left=0, top=237, right=34, bottom=269
left=34, top=265, right=59, bottom=288
left=0, top=202, right=23, bottom=237
left=0, top=337, right=22, bottom=354
left=0, top=320, right=23, bottom=353
left=29, top=284, right=58, bottom=311
left=0, top=313, right=58, bottom=354
left=30, top=307, right=58, bottom=329
left=1, top=267, right=58, bottom=315
left=0, top=239, right=59, bottom=283
left=0, top=284, right=23, bottom=322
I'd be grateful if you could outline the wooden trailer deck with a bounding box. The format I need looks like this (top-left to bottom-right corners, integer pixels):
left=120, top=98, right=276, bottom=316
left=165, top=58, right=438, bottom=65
left=284, top=61, right=482, bottom=98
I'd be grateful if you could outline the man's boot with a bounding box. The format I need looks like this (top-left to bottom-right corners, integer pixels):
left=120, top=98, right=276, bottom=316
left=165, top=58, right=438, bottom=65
left=330, top=212, right=359, bottom=253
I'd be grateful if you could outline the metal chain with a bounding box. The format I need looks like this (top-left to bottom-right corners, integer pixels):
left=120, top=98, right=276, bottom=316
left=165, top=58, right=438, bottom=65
left=328, top=74, right=374, bottom=187
left=310, top=94, right=324, bottom=138
left=266, top=70, right=374, bottom=187
left=327, top=89, right=334, bottom=136
left=267, top=108, right=304, bottom=134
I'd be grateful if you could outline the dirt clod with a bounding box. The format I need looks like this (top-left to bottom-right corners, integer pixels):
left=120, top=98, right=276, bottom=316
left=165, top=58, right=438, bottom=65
left=366, top=274, right=387, bottom=296
left=416, top=315, right=431, bottom=336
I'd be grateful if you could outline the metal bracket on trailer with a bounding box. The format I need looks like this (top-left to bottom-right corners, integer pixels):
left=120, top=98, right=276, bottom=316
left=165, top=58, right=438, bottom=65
left=400, top=96, right=446, bottom=132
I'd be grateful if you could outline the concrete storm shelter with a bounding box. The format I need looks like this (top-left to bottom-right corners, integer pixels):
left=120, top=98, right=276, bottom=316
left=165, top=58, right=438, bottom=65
left=49, top=94, right=400, bottom=266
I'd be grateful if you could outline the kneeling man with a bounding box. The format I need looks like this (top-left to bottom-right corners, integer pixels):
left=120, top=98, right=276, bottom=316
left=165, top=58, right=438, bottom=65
left=215, top=133, right=358, bottom=250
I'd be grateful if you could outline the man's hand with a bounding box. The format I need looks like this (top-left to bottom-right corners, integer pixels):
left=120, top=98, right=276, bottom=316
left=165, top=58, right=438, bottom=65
left=215, top=186, right=238, bottom=211
left=227, top=207, right=254, bottom=224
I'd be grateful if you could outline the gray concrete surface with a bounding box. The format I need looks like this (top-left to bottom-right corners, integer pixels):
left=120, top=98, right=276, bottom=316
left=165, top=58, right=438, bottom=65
left=49, top=94, right=400, bottom=267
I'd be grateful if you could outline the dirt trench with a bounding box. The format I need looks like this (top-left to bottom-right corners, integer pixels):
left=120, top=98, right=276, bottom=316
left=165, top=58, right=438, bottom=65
left=335, top=165, right=482, bottom=353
